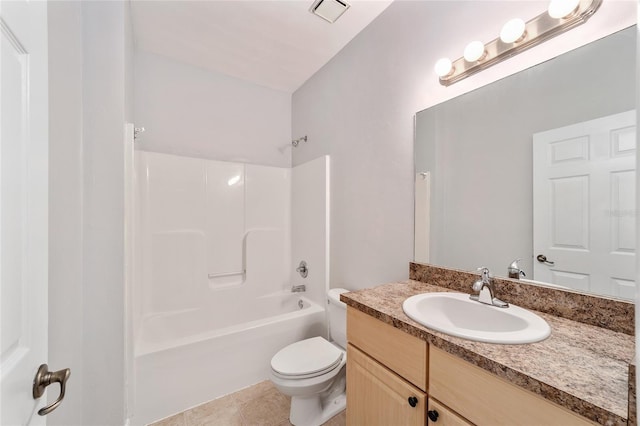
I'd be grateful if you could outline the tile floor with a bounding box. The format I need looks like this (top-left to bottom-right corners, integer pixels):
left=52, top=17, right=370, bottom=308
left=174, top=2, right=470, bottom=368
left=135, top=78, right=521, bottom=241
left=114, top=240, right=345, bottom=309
left=149, top=381, right=346, bottom=426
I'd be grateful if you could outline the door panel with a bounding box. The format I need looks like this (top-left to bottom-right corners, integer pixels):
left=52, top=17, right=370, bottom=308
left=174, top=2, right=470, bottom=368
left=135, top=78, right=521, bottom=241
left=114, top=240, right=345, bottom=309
left=0, top=1, right=49, bottom=424
left=550, top=175, right=589, bottom=249
left=533, top=110, right=636, bottom=299
left=610, top=170, right=635, bottom=252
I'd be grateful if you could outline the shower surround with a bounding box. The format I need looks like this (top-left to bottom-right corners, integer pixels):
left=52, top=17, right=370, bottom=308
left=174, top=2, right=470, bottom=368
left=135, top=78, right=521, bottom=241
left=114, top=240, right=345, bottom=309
left=131, top=152, right=329, bottom=424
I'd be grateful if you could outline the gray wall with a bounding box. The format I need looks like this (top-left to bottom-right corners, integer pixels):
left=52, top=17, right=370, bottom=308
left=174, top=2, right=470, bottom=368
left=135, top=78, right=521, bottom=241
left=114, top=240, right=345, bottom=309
left=292, top=3, right=420, bottom=289
left=134, top=50, right=292, bottom=167
left=416, top=27, right=636, bottom=278
left=48, top=1, right=132, bottom=424
left=81, top=2, right=129, bottom=423
left=292, top=0, right=635, bottom=291
left=48, top=2, right=84, bottom=424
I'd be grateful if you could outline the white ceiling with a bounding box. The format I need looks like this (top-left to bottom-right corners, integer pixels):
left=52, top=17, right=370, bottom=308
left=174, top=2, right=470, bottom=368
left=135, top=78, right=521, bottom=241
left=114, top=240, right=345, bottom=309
left=130, top=0, right=394, bottom=93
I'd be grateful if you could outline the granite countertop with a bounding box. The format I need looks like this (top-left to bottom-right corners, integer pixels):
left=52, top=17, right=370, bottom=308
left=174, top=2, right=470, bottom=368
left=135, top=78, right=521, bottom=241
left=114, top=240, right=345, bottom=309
left=341, top=279, right=635, bottom=426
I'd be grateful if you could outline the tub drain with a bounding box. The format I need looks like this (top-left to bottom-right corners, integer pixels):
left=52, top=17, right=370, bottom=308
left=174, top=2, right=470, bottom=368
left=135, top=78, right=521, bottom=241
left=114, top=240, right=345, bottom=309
left=298, top=299, right=304, bottom=309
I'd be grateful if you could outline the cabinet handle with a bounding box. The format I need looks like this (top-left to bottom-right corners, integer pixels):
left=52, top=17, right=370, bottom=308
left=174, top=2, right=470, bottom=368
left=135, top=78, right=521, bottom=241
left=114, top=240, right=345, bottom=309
left=408, top=396, right=418, bottom=407
left=427, top=410, right=439, bottom=422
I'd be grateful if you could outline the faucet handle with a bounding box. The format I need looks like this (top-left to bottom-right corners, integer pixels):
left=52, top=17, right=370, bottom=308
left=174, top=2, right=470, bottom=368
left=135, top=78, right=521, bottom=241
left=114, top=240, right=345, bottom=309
left=472, top=267, right=491, bottom=292
left=508, top=259, right=526, bottom=279
left=471, top=267, right=509, bottom=308
left=296, top=261, right=308, bottom=278
left=476, top=267, right=491, bottom=282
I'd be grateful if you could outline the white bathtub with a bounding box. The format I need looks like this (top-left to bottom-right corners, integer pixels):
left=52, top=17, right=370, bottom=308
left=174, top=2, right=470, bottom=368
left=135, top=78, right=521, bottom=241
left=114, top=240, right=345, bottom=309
left=132, top=292, right=325, bottom=425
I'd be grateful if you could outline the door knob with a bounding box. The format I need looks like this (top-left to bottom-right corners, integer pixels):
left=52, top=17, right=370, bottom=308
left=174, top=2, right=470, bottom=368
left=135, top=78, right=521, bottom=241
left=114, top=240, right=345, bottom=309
left=536, top=254, right=555, bottom=266
left=428, top=410, right=440, bottom=422
left=33, top=364, right=70, bottom=416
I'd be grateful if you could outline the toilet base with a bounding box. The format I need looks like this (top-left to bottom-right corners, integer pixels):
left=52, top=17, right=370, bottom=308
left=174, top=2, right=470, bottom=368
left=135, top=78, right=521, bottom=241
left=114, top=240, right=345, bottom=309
left=289, top=392, right=346, bottom=426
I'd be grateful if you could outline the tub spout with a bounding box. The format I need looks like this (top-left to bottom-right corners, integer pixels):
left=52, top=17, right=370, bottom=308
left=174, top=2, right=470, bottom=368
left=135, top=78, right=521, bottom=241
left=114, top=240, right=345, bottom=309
left=291, top=285, right=306, bottom=293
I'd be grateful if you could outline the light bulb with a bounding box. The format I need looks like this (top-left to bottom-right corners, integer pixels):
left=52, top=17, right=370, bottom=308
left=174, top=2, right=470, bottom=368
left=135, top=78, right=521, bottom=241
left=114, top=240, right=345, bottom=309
left=464, top=41, right=486, bottom=62
left=434, top=58, right=453, bottom=77
left=548, top=0, right=580, bottom=19
left=500, top=18, right=526, bottom=43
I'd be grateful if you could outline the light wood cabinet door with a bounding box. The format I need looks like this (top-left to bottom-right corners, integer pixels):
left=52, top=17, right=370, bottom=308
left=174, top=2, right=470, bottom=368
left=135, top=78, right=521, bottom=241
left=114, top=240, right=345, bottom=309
left=427, top=399, right=473, bottom=426
left=347, top=307, right=428, bottom=391
left=347, top=344, right=426, bottom=426
left=429, top=347, right=595, bottom=426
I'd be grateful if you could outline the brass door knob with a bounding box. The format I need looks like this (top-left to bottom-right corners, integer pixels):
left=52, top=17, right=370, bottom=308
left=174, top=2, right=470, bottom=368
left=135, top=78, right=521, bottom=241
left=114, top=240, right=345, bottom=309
left=32, top=364, right=70, bottom=416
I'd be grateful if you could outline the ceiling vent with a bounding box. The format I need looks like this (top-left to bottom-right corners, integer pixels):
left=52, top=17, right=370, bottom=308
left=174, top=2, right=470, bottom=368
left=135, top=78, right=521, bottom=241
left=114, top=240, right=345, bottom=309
left=309, top=0, right=350, bottom=23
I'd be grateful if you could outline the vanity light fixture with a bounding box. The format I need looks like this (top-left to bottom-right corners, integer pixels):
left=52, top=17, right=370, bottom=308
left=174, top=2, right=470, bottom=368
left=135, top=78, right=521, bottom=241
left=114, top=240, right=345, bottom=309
left=435, top=0, right=602, bottom=86
left=463, top=41, right=486, bottom=62
left=434, top=58, right=454, bottom=78
left=500, top=18, right=526, bottom=44
left=548, top=0, right=581, bottom=19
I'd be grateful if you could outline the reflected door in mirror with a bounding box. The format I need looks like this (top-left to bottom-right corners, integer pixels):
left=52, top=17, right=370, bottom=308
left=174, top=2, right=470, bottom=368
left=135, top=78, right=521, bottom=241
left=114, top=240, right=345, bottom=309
left=533, top=110, right=636, bottom=299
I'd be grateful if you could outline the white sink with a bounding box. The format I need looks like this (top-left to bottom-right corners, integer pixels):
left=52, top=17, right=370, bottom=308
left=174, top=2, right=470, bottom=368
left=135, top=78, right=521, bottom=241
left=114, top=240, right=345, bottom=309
left=402, top=292, right=551, bottom=344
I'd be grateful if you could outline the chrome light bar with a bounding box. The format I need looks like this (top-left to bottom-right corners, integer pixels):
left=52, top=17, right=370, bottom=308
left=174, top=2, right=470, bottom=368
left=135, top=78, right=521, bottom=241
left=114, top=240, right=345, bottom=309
left=438, top=0, right=602, bottom=86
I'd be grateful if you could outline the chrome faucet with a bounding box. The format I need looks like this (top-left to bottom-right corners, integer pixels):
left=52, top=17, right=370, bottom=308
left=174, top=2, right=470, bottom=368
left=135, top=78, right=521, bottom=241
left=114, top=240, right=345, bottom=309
left=508, top=258, right=526, bottom=279
left=469, top=267, right=509, bottom=308
left=291, top=284, right=306, bottom=293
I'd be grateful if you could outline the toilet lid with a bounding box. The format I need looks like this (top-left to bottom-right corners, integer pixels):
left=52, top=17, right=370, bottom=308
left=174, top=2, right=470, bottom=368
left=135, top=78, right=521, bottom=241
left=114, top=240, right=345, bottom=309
left=271, top=337, right=344, bottom=378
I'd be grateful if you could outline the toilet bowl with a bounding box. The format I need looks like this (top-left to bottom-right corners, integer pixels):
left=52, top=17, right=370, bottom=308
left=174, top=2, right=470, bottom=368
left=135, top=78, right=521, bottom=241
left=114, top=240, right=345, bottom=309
left=269, top=288, right=348, bottom=426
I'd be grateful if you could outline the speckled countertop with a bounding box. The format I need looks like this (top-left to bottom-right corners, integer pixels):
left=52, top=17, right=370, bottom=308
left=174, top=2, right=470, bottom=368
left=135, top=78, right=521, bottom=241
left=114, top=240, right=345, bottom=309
left=341, top=279, right=635, bottom=426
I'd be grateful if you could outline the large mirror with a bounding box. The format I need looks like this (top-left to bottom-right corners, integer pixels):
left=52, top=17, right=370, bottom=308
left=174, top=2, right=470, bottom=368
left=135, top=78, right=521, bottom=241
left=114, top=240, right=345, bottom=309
left=415, top=26, right=636, bottom=300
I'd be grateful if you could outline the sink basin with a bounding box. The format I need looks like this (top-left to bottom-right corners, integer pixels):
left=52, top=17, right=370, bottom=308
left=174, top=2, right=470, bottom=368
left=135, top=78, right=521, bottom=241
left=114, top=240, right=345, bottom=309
left=402, top=292, right=551, bottom=344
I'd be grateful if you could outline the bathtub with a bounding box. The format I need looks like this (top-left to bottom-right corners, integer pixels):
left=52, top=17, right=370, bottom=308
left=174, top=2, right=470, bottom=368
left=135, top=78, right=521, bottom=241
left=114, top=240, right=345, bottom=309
left=132, top=292, right=325, bottom=425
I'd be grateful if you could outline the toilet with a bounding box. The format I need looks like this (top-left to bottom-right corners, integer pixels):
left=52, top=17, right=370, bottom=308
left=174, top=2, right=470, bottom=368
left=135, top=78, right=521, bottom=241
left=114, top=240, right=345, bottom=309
left=270, top=288, right=348, bottom=426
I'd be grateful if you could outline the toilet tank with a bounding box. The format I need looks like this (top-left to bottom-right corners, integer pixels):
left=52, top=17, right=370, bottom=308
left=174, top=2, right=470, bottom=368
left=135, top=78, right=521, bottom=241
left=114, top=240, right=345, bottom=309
left=327, top=288, right=349, bottom=349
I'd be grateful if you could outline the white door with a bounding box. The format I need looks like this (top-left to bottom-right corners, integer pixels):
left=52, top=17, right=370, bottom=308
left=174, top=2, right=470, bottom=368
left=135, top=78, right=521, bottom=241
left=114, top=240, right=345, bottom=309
left=533, top=110, right=636, bottom=299
left=1, top=0, right=50, bottom=424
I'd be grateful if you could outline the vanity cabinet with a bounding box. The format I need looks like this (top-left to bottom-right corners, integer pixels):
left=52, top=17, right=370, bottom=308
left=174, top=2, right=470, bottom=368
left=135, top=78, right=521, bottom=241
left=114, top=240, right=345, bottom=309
left=346, top=306, right=595, bottom=426
left=346, top=307, right=427, bottom=390
left=429, top=347, right=594, bottom=425
left=346, top=307, right=442, bottom=426
left=427, top=399, right=472, bottom=426
left=347, top=344, right=426, bottom=425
